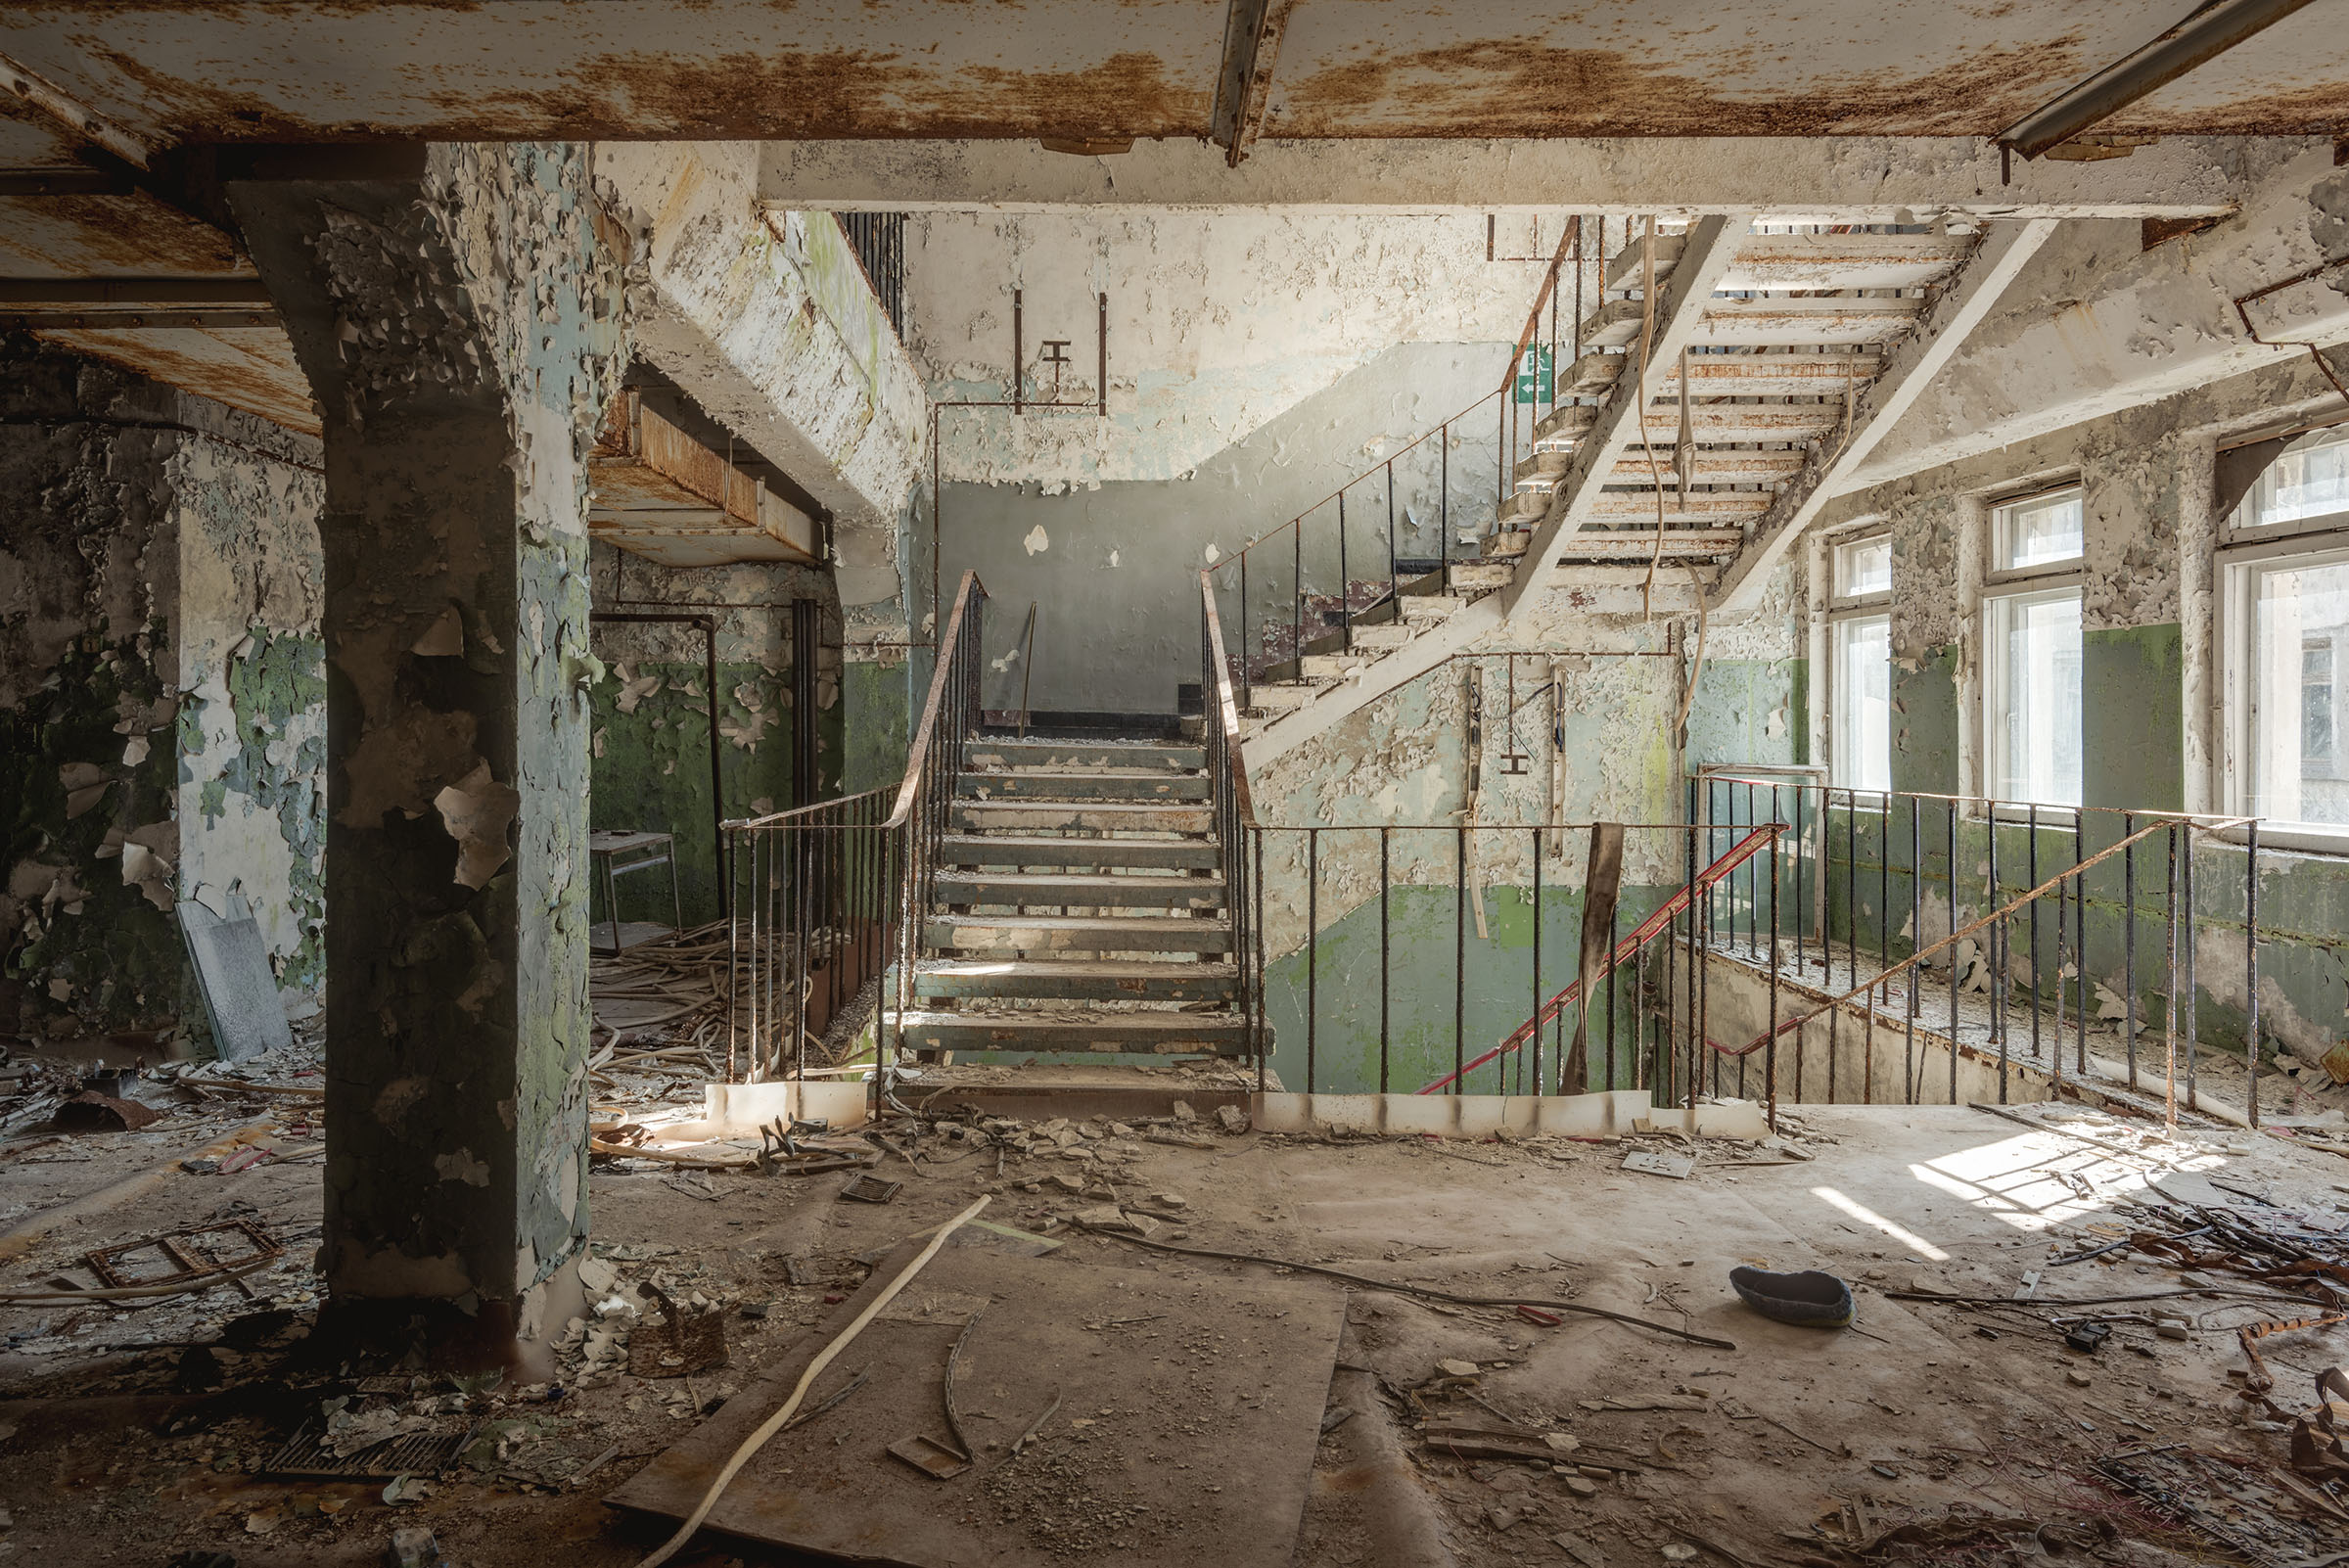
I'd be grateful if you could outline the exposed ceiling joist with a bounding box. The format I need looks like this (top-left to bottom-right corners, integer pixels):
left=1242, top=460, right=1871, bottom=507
left=758, top=136, right=2302, bottom=217
left=1999, top=0, right=2323, bottom=161
left=1208, top=0, right=1293, bottom=168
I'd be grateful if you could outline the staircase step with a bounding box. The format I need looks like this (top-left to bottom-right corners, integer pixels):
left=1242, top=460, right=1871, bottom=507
left=940, top=834, right=1218, bottom=871
left=957, top=768, right=1209, bottom=802
left=1449, top=561, right=1513, bottom=590
left=935, top=870, right=1225, bottom=910
left=926, top=913, right=1233, bottom=954
left=912, top=958, right=1236, bottom=1002
left=1243, top=681, right=1318, bottom=712
left=953, top=801, right=1214, bottom=834
left=1539, top=404, right=1840, bottom=452
left=897, top=1009, right=1249, bottom=1054
left=965, top=739, right=1204, bottom=770
left=1298, top=651, right=1377, bottom=678
left=1399, top=594, right=1465, bottom=622
left=1589, top=490, right=1773, bottom=523
left=1348, top=623, right=1414, bottom=649
left=1610, top=230, right=1970, bottom=293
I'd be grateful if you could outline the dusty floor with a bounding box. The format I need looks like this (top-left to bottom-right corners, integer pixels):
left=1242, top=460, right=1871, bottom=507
left=2, top=1062, right=2346, bottom=1568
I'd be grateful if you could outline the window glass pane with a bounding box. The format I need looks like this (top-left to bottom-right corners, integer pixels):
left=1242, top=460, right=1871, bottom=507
left=2247, top=426, right=2349, bottom=530
left=2251, top=556, right=2349, bottom=826
left=1987, top=590, right=2082, bottom=806
left=1995, top=489, right=2084, bottom=571
left=1833, top=615, right=1891, bottom=792
left=1834, top=535, right=1892, bottom=598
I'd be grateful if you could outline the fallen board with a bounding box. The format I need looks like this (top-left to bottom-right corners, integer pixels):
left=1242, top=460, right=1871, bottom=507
left=608, top=1228, right=1346, bottom=1567
left=178, top=899, right=293, bottom=1062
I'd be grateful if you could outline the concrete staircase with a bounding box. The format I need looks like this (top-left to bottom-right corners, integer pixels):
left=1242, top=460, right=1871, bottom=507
left=896, top=736, right=1247, bottom=1058
left=1236, top=223, right=2032, bottom=753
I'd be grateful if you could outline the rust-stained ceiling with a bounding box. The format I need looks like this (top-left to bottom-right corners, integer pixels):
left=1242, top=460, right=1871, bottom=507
left=1, top=1, right=2346, bottom=151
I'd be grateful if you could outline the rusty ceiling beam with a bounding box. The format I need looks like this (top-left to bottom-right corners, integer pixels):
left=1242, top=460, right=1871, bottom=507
left=1998, top=0, right=2322, bottom=161
left=1207, top=0, right=1292, bottom=168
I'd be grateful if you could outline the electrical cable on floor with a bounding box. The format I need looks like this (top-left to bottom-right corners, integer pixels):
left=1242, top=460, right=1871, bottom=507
left=1075, top=1222, right=1738, bottom=1350
left=631, top=1193, right=992, bottom=1568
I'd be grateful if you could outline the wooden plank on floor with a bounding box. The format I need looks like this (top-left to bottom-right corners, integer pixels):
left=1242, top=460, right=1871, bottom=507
left=607, top=1233, right=1346, bottom=1568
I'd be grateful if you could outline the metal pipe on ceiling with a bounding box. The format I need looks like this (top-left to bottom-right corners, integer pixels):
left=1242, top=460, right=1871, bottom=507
left=1996, top=0, right=2321, bottom=160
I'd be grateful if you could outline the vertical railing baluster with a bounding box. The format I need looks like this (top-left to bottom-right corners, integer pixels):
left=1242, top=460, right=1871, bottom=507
left=1989, top=807, right=2005, bottom=1102
left=1530, top=827, right=1543, bottom=1099
left=1946, top=802, right=1958, bottom=1104
left=2028, top=804, right=2044, bottom=1083
left=2183, top=824, right=2198, bottom=1113
left=1455, top=824, right=1468, bottom=1097
left=2246, top=819, right=2261, bottom=1129
left=1767, top=826, right=1780, bottom=1130
left=2164, top=824, right=2181, bottom=1130
left=1306, top=828, right=1317, bottom=1096
left=1379, top=827, right=1391, bottom=1096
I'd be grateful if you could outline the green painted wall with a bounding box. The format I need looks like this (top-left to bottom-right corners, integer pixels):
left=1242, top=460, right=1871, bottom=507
left=588, top=658, right=804, bottom=926
left=1891, top=646, right=1963, bottom=797
left=841, top=659, right=912, bottom=796
left=2084, top=623, right=2185, bottom=813
left=3, top=631, right=186, bottom=1032
left=1262, top=883, right=1674, bottom=1097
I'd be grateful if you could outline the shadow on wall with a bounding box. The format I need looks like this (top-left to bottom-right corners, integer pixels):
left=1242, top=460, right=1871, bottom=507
left=940, top=342, right=1512, bottom=716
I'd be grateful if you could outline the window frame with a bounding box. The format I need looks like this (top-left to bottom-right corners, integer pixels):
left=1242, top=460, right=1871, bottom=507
left=2219, top=527, right=2349, bottom=853
left=1981, top=579, right=2086, bottom=815
left=1986, top=483, right=2086, bottom=586
left=1823, top=529, right=1894, bottom=799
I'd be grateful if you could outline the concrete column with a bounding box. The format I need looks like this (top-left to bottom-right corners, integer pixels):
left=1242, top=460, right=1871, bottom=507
left=229, top=146, right=627, bottom=1367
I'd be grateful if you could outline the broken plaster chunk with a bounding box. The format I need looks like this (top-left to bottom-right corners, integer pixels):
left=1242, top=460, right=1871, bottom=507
left=433, top=761, right=521, bottom=890
left=1436, top=1359, right=1480, bottom=1378
left=411, top=607, right=465, bottom=658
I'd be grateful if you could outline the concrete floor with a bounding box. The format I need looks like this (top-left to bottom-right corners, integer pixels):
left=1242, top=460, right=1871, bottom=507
left=2, top=1084, right=2345, bottom=1567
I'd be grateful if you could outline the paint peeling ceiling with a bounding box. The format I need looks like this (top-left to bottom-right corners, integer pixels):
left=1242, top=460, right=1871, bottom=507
left=1, top=1, right=2346, bottom=150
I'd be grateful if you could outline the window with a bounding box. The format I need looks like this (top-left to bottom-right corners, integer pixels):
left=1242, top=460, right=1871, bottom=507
left=1984, top=585, right=2083, bottom=807
left=1834, top=534, right=1892, bottom=598
left=2243, top=425, right=2349, bottom=530
left=1826, top=530, right=1892, bottom=791
left=1832, top=615, right=1891, bottom=791
left=1991, top=486, right=2084, bottom=575
left=2221, top=425, right=2349, bottom=847
left=2239, top=550, right=2349, bottom=828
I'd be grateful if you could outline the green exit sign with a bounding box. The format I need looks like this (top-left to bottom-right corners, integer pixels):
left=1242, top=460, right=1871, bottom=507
left=1514, top=345, right=1553, bottom=404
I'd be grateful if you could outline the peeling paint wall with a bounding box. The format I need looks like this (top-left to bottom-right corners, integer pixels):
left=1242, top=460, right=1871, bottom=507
left=1, top=334, right=324, bottom=1041
left=943, top=341, right=1510, bottom=714
left=909, top=211, right=1543, bottom=487
left=595, top=145, right=928, bottom=655
left=233, top=142, right=628, bottom=1314
left=586, top=543, right=856, bottom=918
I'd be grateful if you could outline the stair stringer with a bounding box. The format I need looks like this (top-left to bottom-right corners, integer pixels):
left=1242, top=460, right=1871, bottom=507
left=1239, top=589, right=1502, bottom=770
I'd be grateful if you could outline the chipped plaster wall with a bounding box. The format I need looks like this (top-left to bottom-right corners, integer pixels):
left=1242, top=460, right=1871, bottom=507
left=586, top=543, right=854, bottom=918
left=1, top=336, right=324, bottom=1041
left=1807, top=346, right=2349, bottom=1076
left=231, top=142, right=628, bottom=1311
left=944, top=341, right=1510, bottom=714
left=1849, top=146, right=2349, bottom=493
left=909, top=211, right=1545, bottom=487
left=594, top=144, right=927, bottom=651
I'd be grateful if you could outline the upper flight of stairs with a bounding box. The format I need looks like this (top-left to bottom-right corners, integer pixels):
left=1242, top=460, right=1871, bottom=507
left=897, top=736, right=1247, bottom=1057
left=1237, top=224, right=1990, bottom=746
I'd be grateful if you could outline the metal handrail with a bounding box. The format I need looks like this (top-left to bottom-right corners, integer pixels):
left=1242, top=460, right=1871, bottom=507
left=888, top=570, right=987, bottom=829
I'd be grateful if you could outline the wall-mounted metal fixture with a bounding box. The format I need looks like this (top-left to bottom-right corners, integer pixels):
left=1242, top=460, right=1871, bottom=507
left=1009, top=288, right=1110, bottom=417
left=1996, top=0, right=2318, bottom=163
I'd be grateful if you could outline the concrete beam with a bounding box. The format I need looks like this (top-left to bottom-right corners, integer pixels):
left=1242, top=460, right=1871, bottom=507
left=1841, top=144, right=2349, bottom=493
left=1710, top=218, right=2062, bottom=619
left=757, top=137, right=2316, bottom=218
left=1497, top=214, right=1749, bottom=623
left=596, top=143, right=925, bottom=610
